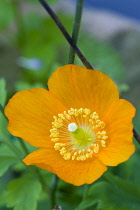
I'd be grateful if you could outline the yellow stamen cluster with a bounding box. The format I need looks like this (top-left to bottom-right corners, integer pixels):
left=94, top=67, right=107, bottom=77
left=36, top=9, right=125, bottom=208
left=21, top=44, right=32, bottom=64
left=50, top=108, right=108, bottom=161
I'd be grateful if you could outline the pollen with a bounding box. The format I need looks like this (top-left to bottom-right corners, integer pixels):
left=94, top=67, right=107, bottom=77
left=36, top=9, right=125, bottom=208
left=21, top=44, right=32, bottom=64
left=50, top=108, right=108, bottom=161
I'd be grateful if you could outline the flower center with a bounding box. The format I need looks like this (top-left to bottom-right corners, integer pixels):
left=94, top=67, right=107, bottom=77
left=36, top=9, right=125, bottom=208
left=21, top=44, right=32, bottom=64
left=50, top=108, right=108, bottom=161
left=70, top=125, right=94, bottom=149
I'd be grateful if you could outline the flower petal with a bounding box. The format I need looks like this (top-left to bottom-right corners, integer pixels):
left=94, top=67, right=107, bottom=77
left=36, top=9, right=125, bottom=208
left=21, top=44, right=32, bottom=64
left=94, top=99, right=136, bottom=166
left=48, top=64, right=119, bottom=118
left=4, top=88, right=67, bottom=148
left=23, top=148, right=107, bottom=186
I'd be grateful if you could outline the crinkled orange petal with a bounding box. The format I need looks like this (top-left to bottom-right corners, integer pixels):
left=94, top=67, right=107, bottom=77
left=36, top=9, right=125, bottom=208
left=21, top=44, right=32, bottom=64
left=23, top=148, right=107, bottom=186
left=4, top=88, right=67, bottom=148
left=94, top=99, right=136, bottom=166
left=48, top=64, right=119, bottom=118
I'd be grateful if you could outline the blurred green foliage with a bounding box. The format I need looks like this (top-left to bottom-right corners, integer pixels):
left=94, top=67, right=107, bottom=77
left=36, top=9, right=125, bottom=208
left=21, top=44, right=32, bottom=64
left=0, top=0, right=140, bottom=210
left=5, top=175, right=42, bottom=210
left=76, top=173, right=140, bottom=210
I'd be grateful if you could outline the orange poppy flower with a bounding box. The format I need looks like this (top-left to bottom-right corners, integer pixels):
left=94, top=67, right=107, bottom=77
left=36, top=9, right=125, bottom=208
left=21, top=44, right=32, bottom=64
left=5, top=64, right=135, bottom=186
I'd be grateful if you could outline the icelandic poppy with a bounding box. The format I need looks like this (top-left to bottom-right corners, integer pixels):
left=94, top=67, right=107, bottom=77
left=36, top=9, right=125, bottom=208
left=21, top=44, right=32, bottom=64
left=5, top=65, right=135, bottom=186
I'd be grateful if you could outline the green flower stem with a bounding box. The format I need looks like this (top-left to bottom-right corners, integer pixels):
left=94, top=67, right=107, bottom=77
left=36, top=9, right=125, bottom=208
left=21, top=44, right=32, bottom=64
left=0, top=104, right=4, bottom=114
left=0, top=105, right=50, bottom=193
left=3, top=137, right=50, bottom=193
left=82, top=184, right=89, bottom=200
left=50, top=174, right=59, bottom=209
left=12, top=0, right=26, bottom=48
left=17, top=137, right=30, bottom=155
left=38, top=0, right=93, bottom=69
left=17, top=137, right=50, bottom=193
left=39, top=0, right=140, bottom=144
left=68, top=0, right=84, bottom=64
left=2, top=137, right=50, bottom=193
left=34, top=167, right=50, bottom=194
left=2, top=137, right=22, bottom=159
left=0, top=105, right=21, bottom=158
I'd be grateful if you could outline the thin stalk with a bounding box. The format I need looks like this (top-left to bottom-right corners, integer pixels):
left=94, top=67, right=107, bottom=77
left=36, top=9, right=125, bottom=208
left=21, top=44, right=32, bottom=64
left=82, top=184, right=89, bottom=200
left=1, top=138, right=39, bottom=179
left=6, top=137, right=50, bottom=193
left=12, top=0, right=26, bottom=47
left=17, top=137, right=50, bottom=193
left=50, top=174, right=59, bottom=209
left=69, top=0, right=84, bottom=64
left=18, top=137, right=50, bottom=193
left=0, top=105, right=21, bottom=158
left=17, top=137, right=30, bottom=155
left=0, top=105, right=50, bottom=193
left=133, top=129, right=140, bottom=144
left=34, top=167, right=50, bottom=194
left=0, top=104, right=5, bottom=116
left=1, top=137, right=41, bottom=183
left=38, top=0, right=140, bottom=145
left=2, top=137, right=22, bottom=158
left=38, top=0, right=93, bottom=69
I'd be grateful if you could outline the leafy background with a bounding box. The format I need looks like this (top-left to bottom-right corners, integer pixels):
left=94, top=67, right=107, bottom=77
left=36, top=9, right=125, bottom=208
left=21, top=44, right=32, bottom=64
left=0, top=0, right=140, bottom=209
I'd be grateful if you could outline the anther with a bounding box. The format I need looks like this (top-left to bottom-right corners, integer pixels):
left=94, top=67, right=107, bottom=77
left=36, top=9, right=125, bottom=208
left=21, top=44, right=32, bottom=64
left=52, top=138, right=59, bottom=142
left=51, top=108, right=108, bottom=161
left=94, top=144, right=99, bottom=153
left=66, top=114, right=71, bottom=120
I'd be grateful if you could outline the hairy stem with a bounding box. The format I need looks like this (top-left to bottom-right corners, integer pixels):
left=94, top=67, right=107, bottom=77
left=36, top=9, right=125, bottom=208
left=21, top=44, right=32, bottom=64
left=68, top=0, right=84, bottom=64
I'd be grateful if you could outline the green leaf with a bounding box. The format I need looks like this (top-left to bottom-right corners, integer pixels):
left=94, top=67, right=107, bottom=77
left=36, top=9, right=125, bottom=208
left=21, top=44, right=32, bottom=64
left=0, top=156, right=17, bottom=176
left=0, top=78, right=7, bottom=106
left=0, top=144, right=19, bottom=176
left=76, top=173, right=140, bottom=210
left=0, top=111, right=9, bottom=140
left=6, top=175, right=42, bottom=210
left=15, top=81, right=45, bottom=92
left=0, top=0, right=14, bottom=29
left=57, top=180, right=83, bottom=210
left=119, top=147, right=140, bottom=186
left=99, top=173, right=140, bottom=210
left=78, top=36, right=124, bottom=81
left=21, top=13, right=72, bottom=82
left=0, top=191, right=7, bottom=207
left=76, top=182, right=103, bottom=210
left=0, top=78, right=9, bottom=141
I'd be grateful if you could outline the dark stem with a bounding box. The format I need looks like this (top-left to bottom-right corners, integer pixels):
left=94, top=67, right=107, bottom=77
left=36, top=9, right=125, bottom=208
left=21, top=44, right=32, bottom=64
left=0, top=104, right=4, bottom=115
left=38, top=0, right=93, bottom=69
left=50, top=174, right=59, bottom=209
left=38, top=0, right=140, bottom=144
left=133, top=129, right=140, bottom=144
left=68, top=0, right=84, bottom=64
